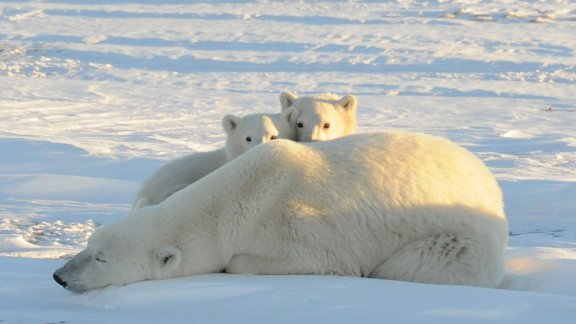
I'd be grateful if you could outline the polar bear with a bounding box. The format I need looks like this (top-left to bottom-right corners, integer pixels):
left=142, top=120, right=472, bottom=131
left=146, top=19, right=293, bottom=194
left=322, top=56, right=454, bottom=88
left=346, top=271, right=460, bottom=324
left=133, top=110, right=297, bottom=209
left=54, top=131, right=508, bottom=292
left=279, top=91, right=357, bottom=141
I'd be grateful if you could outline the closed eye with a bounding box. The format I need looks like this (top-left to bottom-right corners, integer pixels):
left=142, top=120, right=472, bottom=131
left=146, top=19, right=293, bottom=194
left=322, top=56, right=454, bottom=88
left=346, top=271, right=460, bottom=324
left=95, top=255, right=107, bottom=263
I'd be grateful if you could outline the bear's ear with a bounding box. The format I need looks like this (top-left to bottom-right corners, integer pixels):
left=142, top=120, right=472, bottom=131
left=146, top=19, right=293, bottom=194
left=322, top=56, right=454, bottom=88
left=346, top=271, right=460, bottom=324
left=338, top=95, right=357, bottom=112
left=133, top=197, right=150, bottom=210
left=279, top=91, right=298, bottom=110
left=281, top=107, right=299, bottom=126
left=222, top=115, right=242, bottom=136
left=156, top=245, right=181, bottom=272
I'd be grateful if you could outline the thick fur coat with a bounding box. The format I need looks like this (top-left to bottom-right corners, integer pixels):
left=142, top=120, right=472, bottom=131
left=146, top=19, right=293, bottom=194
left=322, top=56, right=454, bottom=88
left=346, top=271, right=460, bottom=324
left=55, top=131, right=508, bottom=292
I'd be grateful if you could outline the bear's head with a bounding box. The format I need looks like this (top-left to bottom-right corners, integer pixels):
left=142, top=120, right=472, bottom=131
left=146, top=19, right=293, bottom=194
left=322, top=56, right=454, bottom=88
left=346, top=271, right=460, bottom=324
left=222, top=111, right=297, bottom=160
left=53, top=209, right=185, bottom=293
left=279, top=92, right=357, bottom=142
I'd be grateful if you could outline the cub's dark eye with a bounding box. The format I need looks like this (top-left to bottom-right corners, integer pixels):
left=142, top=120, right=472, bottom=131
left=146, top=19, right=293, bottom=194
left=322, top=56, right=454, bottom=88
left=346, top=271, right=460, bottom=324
left=95, top=256, right=107, bottom=263
left=270, top=135, right=277, bottom=140
left=246, top=136, right=252, bottom=143
left=297, top=122, right=303, bottom=128
left=162, top=255, right=174, bottom=265
left=323, top=122, right=331, bottom=129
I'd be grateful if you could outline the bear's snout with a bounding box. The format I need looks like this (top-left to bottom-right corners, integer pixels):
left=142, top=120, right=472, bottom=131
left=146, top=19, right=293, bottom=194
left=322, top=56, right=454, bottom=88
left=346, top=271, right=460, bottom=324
left=53, top=271, right=67, bottom=289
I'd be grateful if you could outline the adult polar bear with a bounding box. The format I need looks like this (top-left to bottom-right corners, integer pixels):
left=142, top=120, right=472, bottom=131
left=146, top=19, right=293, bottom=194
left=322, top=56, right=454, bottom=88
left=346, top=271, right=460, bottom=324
left=54, top=131, right=508, bottom=292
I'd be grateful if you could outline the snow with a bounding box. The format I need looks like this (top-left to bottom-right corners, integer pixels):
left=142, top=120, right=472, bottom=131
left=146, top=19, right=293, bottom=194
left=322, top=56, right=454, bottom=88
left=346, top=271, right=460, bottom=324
left=1, top=0, right=575, bottom=322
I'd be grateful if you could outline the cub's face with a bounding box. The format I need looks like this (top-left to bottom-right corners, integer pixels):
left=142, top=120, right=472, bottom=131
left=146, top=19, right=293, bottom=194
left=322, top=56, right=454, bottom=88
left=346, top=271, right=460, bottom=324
left=222, top=113, right=297, bottom=160
left=279, top=92, right=357, bottom=142
left=295, top=105, right=344, bottom=142
left=234, top=115, right=281, bottom=152
left=53, top=222, right=182, bottom=293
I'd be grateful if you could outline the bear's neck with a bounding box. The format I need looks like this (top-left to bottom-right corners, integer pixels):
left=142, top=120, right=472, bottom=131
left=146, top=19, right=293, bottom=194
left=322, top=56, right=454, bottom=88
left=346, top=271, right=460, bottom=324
left=151, top=146, right=280, bottom=273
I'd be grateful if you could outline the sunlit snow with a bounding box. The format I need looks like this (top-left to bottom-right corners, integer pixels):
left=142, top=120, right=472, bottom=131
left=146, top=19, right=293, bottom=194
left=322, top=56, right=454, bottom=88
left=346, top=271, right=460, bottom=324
left=1, top=0, right=575, bottom=322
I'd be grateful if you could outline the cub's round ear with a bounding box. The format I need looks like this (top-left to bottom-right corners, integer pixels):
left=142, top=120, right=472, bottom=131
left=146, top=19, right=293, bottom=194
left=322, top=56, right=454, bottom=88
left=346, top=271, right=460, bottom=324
left=338, top=95, right=357, bottom=111
left=222, top=115, right=242, bottom=136
left=281, top=107, right=300, bottom=126
left=133, top=197, right=150, bottom=210
left=279, top=91, right=298, bottom=111
left=156, top=246, right=182, bottom=272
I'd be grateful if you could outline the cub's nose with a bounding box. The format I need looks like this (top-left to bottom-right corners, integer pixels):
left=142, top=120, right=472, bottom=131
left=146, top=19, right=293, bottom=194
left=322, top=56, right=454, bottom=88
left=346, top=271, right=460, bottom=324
left=53, top=272, right=67, bottom=288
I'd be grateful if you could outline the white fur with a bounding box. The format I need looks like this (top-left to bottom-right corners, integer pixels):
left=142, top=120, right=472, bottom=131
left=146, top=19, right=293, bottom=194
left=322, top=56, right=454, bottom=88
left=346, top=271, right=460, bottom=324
left=280, top=91, right=357, bottom=141
left=133, top=111, right=297, bottom=209
left=55, top=131, right=508, bottom=292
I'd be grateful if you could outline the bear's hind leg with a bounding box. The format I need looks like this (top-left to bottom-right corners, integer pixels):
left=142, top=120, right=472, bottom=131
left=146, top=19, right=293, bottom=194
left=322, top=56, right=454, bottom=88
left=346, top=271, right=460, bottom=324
left=369, top=233, right=499, bottom=287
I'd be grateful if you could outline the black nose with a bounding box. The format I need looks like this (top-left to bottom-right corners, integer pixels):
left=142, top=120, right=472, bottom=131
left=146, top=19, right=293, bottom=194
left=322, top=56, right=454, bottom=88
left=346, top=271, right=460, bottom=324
left=53, top=272, right=67, bottom=288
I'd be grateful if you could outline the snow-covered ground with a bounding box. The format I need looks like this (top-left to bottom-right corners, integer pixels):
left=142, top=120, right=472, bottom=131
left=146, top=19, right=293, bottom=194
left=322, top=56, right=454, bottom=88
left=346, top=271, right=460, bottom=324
left=1, top=0, right=575, bottom=322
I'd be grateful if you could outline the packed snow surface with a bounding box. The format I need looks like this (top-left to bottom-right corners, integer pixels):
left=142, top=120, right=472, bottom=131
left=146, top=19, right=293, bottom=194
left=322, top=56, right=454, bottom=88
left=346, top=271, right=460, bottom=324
left=1, top=0, right=575, bottom=322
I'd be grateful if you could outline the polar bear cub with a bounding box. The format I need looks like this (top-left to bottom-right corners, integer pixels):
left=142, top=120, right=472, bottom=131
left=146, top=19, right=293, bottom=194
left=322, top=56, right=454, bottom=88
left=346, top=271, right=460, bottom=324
left=133, top=111, right=297, bottom=209
left=279, top=91, right=357, bottom=142
left=55, top=131, right=508, bottom=292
